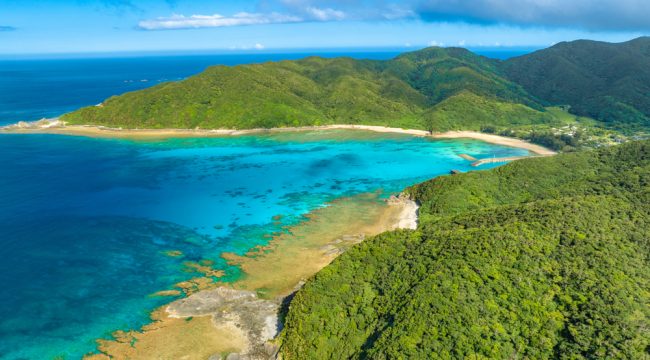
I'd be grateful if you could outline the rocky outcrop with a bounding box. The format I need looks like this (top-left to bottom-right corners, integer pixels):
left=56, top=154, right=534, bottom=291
left=167, top=287, right=281, bottom=359
left=386, top=193, right=419, bottom=230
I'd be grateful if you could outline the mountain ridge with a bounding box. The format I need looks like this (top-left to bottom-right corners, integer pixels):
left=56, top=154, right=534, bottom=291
left=502, top=36, right=650, bottom=129
left=56, top=36, right=650, bottom=154
left=61, top=46, right=550, bottom=132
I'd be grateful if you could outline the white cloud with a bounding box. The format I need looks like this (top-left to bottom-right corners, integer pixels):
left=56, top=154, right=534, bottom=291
left=254, top=43, right=265, bottom=50
left=138, top=0, right=650, bottom=32
left=137, top=4, right=351, bottom=31
left=381, top=4, right=417, bottom=20
left=305, top=7, right=345, bottom=21
left=138, top=12, right=303, bottom=30
left=428, top=40, right=445, bottom=47
left=137, top=2, right=418, bottom=31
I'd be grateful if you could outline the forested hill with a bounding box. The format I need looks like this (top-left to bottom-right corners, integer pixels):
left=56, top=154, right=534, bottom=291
left=62, top=38, right=650, bottom=134
left=280, top=140, right=650, bottom=359
left=502, top=37, right=650, bottom=130
left=61, top=47, right=553, bottom=131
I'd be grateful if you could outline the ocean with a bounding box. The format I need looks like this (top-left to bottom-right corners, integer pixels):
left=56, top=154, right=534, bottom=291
left=0, top=49, right=533, bottom=125
left=0, top=51, right=402, bottom=125
left=0, top=50, right=531, bottom=359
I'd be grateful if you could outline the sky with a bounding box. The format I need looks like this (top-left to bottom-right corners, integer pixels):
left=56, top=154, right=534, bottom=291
left=0, top=0, right=648, bottom=55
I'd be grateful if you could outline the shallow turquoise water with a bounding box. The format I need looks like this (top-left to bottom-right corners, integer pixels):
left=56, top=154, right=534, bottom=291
left=0, top=130, right=527, bottom=359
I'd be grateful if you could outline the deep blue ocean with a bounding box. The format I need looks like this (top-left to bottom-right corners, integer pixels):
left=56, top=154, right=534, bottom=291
left=0, top=51, right=403, bottom=125
left=0, top=51, right=530, bottom=359
left=0, top=49, right=532, bottom=125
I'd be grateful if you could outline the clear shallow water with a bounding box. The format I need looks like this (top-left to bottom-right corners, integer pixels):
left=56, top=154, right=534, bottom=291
left=0, top=49, right=534, bottom=359
left=0, top=131, right=529, bottom=359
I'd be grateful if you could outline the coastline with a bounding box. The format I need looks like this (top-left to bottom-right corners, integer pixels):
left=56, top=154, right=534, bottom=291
left=1, top=120, right=556, bottom=155
left=86, top=193, right=418, bottom=359
left=4, top=119, right=548, bottom=359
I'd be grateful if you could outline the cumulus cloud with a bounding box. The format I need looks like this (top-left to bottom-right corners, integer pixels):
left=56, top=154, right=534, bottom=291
left=138, top=1, right=412, bottom=31
left=137, top=5, right=350, bottom=30
left=304, top=6, right=345, bottom=21
left=0, top=26, right=16, bottom=32
left=138, top=12, right=303, bottom=30
left=415, top=0, right=650, bottom=31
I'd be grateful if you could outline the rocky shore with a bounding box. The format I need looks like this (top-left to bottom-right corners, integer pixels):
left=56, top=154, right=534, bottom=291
left=386, top=193, right=419, bottom=230
left=166, top=287, right=282, bottom=359
left=84, top=192, right=419, bottom=360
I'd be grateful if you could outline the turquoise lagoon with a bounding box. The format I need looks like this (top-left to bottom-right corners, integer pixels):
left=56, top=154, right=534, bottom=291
left=0, top=130, right=528, bottom=359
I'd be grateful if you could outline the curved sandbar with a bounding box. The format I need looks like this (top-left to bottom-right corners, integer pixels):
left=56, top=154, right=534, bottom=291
left=1, top=120, right=555, bottom=156
left=432, top=131, right=556, bottom=156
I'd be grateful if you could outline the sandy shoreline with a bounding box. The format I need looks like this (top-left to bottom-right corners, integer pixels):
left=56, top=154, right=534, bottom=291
left=1, top=121, right=556, bottom=155
left=432, top=131, right=556, bottom=155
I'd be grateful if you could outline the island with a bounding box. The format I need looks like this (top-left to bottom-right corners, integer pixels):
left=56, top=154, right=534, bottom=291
left=2, top=37, right=649, bottom=360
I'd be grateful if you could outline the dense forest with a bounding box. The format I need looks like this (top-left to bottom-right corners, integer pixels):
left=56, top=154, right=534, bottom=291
left=280, top=140, right=650, bottom=359
left=61, top=46, right=555, bottom=131
left=62, top=38, right=650, bottom=136
left=503, top=37, right=650, bottom=130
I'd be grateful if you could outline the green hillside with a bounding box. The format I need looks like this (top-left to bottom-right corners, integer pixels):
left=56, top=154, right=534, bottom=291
left=61, top=48, right=552, bottom=131
left=502, top=37, right=650, bottom=130
left=61, top=38, right=650, bottom=136
left=280, top=140, right=650, bottom=359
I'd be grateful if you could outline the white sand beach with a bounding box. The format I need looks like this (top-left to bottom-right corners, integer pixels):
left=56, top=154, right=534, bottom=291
left=1, top=120, right=556, bottom=155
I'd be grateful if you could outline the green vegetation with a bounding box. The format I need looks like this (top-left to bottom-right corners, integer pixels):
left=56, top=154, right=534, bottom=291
left=62, top=48, right=554, bottom=132
left=57, top=38, right=650, bottom=358
left=62, top=39, right=650, bottom=148
left=424, top=91, right=554, bottom=132
left=503, top=37, right=650, bottom=131
left=480, top=107, right=628, bottom=152
left=280, top=140, right=650, bottom=359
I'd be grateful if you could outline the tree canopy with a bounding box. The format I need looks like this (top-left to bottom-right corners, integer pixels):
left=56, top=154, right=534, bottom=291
left=280, top=140, right=650, bottom=359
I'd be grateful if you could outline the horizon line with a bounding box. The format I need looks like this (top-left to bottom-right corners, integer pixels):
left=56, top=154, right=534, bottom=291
left=0, top=44, right=545, bottom=60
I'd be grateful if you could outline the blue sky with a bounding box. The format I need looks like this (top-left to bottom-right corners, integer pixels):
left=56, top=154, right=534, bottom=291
left=0, top=0, right=648, bottom=54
